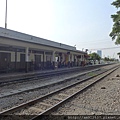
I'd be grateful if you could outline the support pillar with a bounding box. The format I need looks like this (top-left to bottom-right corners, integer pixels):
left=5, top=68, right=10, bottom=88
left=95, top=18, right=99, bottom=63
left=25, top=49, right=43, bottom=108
left=62, top=53, right=65, bottom=67
left=74, top=55, right=77, bottom=66
left=81, top=55, right=83, bottom=61
left=25, top=47, right=29, bottom=73
left=43, top=51, right=46, bottom=69
left=62, top=53, right=65, bottom=62
left=68, top=54, right=71, bottom=67
left=15, top=49, right=17, bottom=71
left=71, top=54, right=74, bottom=67
left=52, top=51, right=56, bottom=69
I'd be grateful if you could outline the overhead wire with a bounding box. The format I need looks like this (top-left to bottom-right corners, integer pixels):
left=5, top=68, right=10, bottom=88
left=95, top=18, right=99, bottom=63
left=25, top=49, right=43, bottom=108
left=89, top=46, right=120, bottom=50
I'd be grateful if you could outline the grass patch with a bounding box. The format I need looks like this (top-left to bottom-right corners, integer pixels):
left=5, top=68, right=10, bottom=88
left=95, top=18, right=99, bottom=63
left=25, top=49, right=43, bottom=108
left=88, top=72, right=96, bottom=76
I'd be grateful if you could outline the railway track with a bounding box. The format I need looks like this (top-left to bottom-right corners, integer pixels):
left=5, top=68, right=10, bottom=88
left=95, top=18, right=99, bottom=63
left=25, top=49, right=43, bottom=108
left=0, top=65, right=119, bottom=120
left=0, top=68, right=100, bottom=98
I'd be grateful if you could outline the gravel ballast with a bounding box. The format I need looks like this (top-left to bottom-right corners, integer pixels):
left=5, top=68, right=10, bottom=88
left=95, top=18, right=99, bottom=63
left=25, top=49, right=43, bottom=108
left=0, top=69, right=104, bottom=112
left=52, top=66, right=120, bottom=115
left=0, top=64, right=119, bottom=113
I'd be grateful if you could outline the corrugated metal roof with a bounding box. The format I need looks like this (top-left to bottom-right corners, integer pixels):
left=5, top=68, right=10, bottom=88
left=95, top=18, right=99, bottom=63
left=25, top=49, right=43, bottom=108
left=0, top=27, right=86, bottom=54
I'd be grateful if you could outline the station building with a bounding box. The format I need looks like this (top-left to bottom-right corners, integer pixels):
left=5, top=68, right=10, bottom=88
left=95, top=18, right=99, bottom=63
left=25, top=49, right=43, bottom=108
left=0, top=27, right=88, bottom=73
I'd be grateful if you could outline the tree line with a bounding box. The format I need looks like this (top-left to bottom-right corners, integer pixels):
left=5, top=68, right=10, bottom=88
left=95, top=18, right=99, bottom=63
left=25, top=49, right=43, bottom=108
left=88, top=52, right=118, bottom=64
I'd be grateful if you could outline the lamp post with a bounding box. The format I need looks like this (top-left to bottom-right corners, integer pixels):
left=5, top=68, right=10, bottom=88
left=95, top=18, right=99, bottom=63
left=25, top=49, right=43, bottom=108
left=5, top=0, right=7, bottom=29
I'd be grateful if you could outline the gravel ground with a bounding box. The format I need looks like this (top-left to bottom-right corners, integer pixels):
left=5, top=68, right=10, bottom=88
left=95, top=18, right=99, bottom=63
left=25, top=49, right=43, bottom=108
left=7, top=68, right=116, bottom=116
left=0, top=69, right=104, bottom=112
left=0, top=64, right=118, bottom=113
left=52, top=65, right=120, bottom=115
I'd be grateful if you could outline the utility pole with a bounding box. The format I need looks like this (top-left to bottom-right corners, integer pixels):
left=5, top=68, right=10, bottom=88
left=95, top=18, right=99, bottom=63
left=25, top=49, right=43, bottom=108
left=5, top=0, right=7, bottom=29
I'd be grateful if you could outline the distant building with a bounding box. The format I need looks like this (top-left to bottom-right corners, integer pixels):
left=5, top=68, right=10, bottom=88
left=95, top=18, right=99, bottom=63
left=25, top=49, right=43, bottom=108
left=97, top=50, right=102, bottom=58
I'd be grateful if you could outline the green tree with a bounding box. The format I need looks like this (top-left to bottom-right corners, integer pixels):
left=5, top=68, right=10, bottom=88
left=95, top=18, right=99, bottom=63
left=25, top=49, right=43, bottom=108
left=104, top=57, right=110, bottom=61
left=89, top=53, right=101, bottom=64
left=109, top=0, right=120, bottom=44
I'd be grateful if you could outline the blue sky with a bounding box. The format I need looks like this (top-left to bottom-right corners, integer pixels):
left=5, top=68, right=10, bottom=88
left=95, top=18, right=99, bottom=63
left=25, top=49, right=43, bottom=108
left=0, top=0, right=120, bottom=59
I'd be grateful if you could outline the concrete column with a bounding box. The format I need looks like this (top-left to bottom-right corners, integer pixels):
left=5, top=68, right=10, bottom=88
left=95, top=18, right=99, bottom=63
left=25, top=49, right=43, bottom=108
left=81, top=55, right=83, bottom=61
left=25, top=47, right=29, bottom=62
left=15, top=50, right=17, bottom=70
left=75, top=55, right=77, bottom=66
left=68, top=54, right=70, bottom=67
left=25, top=47, right=29, bottom=72
left=44, top=52, right=46, bottom=62
left=81, top=55, right=85, bottom=66
left=41, top=54, right=43, bottom=62
left=71, top=54, right=74, bottom=62
left=52, top=51, right=55, bottom=62
left=83, top=55, right=84, bottom=61
left=43, top=51, right=46, bottom=68
left=62, top=53, right=65, bottom=62
left=71, top=54, right=74, bottom=67
left=52, top=51, right=55, bottom=69
left=68, top=54, right=70, bottom=61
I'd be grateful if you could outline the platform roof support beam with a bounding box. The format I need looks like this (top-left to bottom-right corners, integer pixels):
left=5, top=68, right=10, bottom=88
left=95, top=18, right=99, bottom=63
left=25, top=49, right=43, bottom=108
left=71, top=54, right=74, bottom=62
left=67, top=54, right=70, bottom=67
left=62, top=53, right=65, bottom=62
left=83, top=55, right=85, bottom=61
left=74, top=55, right=77, bottom=66
left=81, top=55, right=82, bottom=61
left=71, top=54, right=74, bottom=67
left=43, top=51, right=46, bottom=68
left=25, top=47, right=29, bottom=72
left=52, top=51, right=56, bottom=69
left=68, top=54, right=70, bottom=62
left=52, top=51, right=55, bottom=62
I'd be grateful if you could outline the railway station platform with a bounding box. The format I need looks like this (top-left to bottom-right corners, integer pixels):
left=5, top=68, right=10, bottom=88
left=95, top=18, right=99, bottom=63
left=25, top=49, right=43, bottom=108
left=0, top=63, right=113, bottom=82
left=0, top=66, right=84, bottom=80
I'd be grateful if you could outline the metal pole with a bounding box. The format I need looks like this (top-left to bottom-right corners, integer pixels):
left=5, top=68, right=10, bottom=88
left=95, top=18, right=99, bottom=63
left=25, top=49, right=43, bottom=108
left=5, top=0, right=7, bottom=29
